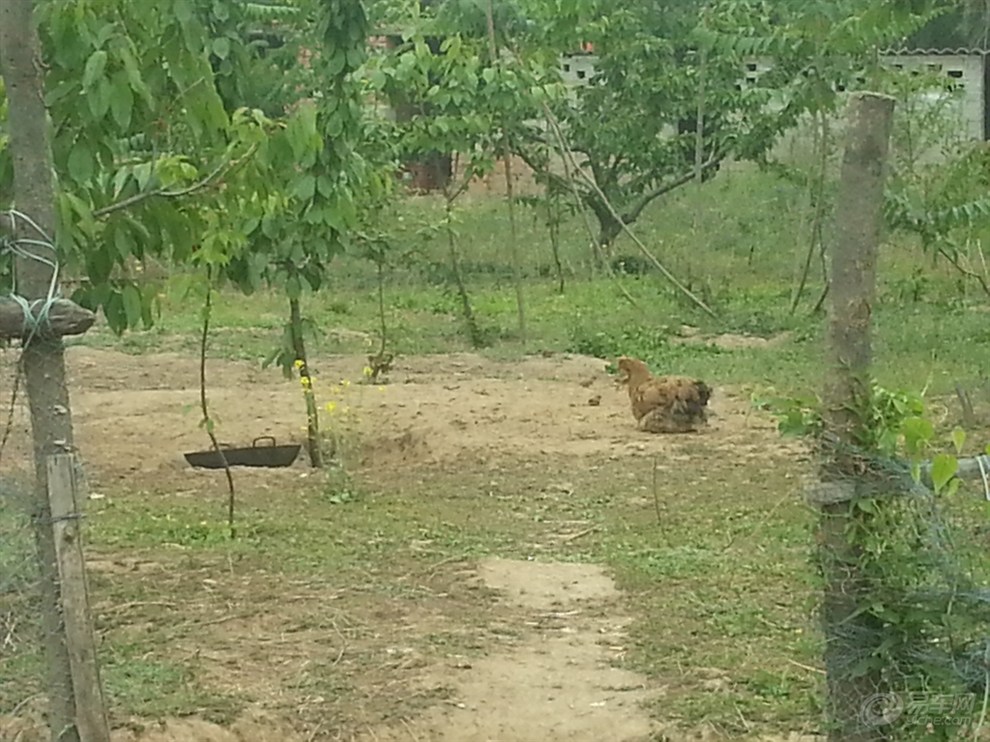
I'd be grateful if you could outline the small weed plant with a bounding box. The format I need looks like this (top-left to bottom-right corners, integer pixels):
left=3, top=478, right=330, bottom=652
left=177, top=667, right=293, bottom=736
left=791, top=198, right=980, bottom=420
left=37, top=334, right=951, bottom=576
left=292, top=360, right=387, bottom=503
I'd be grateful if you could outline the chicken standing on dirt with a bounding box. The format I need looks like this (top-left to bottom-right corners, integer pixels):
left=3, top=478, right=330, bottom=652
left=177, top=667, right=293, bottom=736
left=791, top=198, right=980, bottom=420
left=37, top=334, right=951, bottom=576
left=615, top=355, right=712, bottom=433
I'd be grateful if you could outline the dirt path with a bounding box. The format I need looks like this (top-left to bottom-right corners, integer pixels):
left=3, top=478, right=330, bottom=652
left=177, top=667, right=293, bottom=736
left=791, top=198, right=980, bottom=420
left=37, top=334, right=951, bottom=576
left=354, top=558, right=656, bottom=742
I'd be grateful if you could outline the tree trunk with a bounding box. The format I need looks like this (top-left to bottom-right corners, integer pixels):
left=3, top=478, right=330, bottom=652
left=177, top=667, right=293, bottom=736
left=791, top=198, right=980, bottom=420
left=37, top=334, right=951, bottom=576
left=791, top=110, right=831, bottom=315
left=288, top=298, right=323, bottom=468
left=0, top=2, right=100, bottom=740
left=817, top=92, right=896, bottom=742
left=484, top=0, right=526, bottom=344
left=594, top=214, right=623, bottom=260
left=547, top=195, right=565, bottom=294
left=444, top=197, right=483, bottom=347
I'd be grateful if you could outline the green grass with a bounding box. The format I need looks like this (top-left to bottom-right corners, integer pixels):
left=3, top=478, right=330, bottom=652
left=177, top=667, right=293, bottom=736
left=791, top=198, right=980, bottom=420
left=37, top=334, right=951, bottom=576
left=73, top=164, right=990, bottom=399
left=10, top=162, right=990, bottom=737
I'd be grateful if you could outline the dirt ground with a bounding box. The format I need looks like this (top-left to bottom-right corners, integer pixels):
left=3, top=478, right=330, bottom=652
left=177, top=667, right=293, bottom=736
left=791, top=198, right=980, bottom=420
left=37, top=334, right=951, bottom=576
left=0, top=344, right=813, bottom=742
left=6, top=345, right=797, bottom=485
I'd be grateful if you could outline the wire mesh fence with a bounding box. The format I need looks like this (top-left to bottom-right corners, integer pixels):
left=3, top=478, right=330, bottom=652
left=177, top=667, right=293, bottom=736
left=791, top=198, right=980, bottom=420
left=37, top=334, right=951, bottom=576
left=0, top=347, right=47, bottom=738
left=807, top=429, right=990, bottom=740
left=0, top=471, right=44, bottom=734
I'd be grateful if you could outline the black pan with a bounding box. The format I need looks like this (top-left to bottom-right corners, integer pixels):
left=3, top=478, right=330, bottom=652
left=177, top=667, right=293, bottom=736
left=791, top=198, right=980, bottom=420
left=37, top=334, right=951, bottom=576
left=184, top=436, right=301, bottom=469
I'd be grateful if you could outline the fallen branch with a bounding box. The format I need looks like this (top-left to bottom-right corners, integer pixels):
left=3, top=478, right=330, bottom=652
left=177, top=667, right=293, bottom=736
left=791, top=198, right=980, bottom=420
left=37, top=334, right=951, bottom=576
left=561, top=526, right=597, bottom=542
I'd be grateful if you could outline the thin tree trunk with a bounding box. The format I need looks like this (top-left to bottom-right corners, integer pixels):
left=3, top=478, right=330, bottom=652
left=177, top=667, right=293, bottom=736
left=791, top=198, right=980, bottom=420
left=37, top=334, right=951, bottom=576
left=376, top=257, right=388, bottom=359
left=289, top=298, right=323, bottom=468
left=0, top=3, right=93, bottom=739
left=198, top=274, right=237, bottom=538
left=694, top=45, right=706, bottom=184
left=792, top=110, right=831, bottom=314
left=547, top=192, right=565, bottom=294
left=817, top=92, right=896, bottom=742
left=444, top=196, right=483, bottom=347
left=502, top=152, right=527, bottom=342
left=485, top=0, right=526, bottom=343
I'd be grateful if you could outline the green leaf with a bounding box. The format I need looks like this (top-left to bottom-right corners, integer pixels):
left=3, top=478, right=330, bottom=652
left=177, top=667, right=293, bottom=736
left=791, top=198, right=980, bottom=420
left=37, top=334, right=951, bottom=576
left=174, top=0, right=193, bottom=24
left=929, top=453, right=958, bottom=495
left=109, top=73, right=134, bottom=129
left=900, top=416, right=933, bottom=456
left=292, top=173, right=316, bottom=202
left=212, top=37, right=231, bottom=60
left=212, top=0, right=230, bottom=22
left=111, top=227, right=131, bottom=261
left=119, top=46, right=152, bottom=106
left=951, top=427, right=966, bottom=455
left=82, top=50, right=108, bottom=89
left=945, top=478, right=962, bottom=498
left=141, top=284, right=159, bottom=328
left=67, top=144, right=94, bottom=184
left=112, top=168, right=132, bottom=199
left=122, top=284, right=143, bottom=328
left=88, top=76, right=112, bottom=120
left=855, top=498, right=880, bottom=515
left=103, top=291, right=128, bottom=334
left=317, top=175, right=335, bottom=198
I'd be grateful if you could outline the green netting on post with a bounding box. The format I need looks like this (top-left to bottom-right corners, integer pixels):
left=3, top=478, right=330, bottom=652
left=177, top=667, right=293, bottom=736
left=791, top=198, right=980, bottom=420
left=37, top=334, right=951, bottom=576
left=806, top=429, right=990, bottom=741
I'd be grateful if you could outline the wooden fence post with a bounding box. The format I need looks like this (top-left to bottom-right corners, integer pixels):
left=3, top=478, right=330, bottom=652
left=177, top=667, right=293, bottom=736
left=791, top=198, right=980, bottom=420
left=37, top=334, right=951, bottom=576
left=47, top=454, right=110, bottom=742
left=815, top=92, right=896, bottom=741
left=0, top=1, right=109, bottom=739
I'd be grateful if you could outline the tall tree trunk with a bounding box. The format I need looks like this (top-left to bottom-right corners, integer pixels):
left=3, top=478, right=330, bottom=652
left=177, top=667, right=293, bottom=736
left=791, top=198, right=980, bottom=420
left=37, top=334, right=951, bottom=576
left=0, top=2, right=99, bottom=740
left=817, top=92, right=896, bottom=742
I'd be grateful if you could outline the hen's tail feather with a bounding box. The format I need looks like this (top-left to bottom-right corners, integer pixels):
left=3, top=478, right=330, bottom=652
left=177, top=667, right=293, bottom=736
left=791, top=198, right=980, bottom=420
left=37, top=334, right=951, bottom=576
left=640, top=407, right=704, bottom=433
left=693, top=380, right=713, bottom=406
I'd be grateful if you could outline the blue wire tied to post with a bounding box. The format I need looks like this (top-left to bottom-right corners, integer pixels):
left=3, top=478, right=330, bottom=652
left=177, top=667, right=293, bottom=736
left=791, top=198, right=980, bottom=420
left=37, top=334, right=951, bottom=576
left=2, top=208, right=62, bottom=344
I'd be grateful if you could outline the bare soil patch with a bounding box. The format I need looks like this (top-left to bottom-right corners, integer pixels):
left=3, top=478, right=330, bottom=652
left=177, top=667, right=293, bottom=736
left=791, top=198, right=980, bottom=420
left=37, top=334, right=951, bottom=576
left=4, top=345, right=799, bottom=488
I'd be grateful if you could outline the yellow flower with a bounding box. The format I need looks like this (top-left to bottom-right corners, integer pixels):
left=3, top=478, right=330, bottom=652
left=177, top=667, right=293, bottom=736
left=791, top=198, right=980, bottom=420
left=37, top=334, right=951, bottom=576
left=325, top=401, right=337, bottom=414
left=362, top=366, right=373, bottom=378
left=377, top=386, right=386, bottom=392
left=293, top=359, right=304, bottom=369
left=342, top=379, right=351, bottom=388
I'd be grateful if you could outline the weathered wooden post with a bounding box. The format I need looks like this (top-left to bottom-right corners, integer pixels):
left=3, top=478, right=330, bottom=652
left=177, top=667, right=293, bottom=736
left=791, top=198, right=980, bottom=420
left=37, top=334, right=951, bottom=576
left=0, top=1, right=109, bottom=740
left=809, top=92, right=896, bottom=741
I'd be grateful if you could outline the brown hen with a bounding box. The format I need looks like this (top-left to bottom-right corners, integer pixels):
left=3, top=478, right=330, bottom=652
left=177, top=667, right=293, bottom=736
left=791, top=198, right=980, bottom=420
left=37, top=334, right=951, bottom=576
left=615, top=355, right=712, bottom=433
